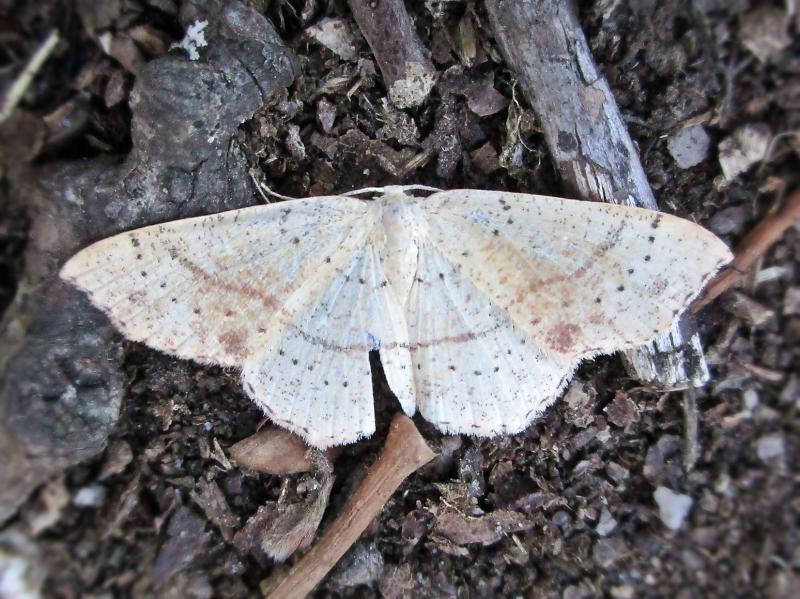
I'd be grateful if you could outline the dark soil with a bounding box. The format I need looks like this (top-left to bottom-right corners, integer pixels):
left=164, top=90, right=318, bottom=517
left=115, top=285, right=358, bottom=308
left=1, top=1, right=798, bottom=597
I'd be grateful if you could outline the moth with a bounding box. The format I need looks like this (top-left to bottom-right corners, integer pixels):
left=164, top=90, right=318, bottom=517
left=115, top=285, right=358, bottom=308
left=61, top=186, right=731, bottom=448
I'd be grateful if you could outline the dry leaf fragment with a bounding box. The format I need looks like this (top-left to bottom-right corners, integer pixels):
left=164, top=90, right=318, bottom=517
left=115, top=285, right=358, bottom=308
left=433, top=509, right=532, bottom=546
left=233, top=458, right=333, bottom=562
left=229, top=426, right=317, bottom=475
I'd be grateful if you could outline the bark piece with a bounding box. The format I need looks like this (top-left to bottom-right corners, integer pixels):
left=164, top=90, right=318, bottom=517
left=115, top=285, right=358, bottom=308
left=348, top=0, right=436, bottom=107
left=485, top=0, right=711, bottom=390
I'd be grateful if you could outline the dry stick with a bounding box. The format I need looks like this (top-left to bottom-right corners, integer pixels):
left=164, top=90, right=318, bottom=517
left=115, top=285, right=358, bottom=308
left=693, top=188, right=800, bottom=312
left=485, top=0, right=709, bottom=389
left=262, top=413, right=436, bottom=599
left=348, top=0, right=436, bottom=108
left=0, top=29, right=60, bottom=124
left=682, top=389, right=700, bottom=473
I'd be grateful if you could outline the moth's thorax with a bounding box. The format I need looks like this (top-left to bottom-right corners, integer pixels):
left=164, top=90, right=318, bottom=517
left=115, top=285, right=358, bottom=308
left=373, top=192, right=425, bottom=307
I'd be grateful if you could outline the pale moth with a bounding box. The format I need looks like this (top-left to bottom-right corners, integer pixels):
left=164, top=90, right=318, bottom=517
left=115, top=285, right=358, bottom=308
left=61, top=186, right=731, bottom=448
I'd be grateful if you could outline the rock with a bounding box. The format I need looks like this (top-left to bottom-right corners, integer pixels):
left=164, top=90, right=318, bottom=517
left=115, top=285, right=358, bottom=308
left=316, top=98, right=337, bottom=134
left=305, top=17, right=359, bottom=61
left=756, top=433, right=785, bottom=463
left=708, top=204, right=748, bottom=236
left=329, top=542, right=384, bottom=588
left=718, top=123, right=770, bottom=181
left=470, top=142, right=500, bottom=174
left=99, top=440, right=134, bottom=480
left=464, top=74, right=508, bottom=117
left=643, top=435, right=681, bottom=482
left=653, top=486, right=693, bottom=531
left=605, top=461, right=630, bottom=485
left=563, top=380, right=596, bottom=428
left=551, top=510, right=572, bottom=529
left=592, top=537, right=629, bottom=569
left=596, top=507, right=618, bottom=536
left=605, top=391, right=639, bottom=429
left=153, top=506, right=211, bottom=588
left=742, top=388, right=760, bottom=411
left=783, top=287, right=800, bottom=316
left=610, top=584, right=636, bottom=599
left=0, top=530, right=45, bottom=599
left=739, top=6, right=792, bottom=63
left=73, top=485, right=107, bottom=508
left=667, top=124, right=710, bottom=169
left=0, top=0, right=299, bottom=524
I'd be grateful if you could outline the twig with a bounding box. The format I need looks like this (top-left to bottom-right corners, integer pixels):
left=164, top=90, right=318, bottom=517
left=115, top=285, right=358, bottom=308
left=262, top=413, right=436, bottom=599
left=694, top=188, right=800, bottom=312
left=0, top=29, right=60, bottom=124
left=485, top=0, right=710, bottom=390
left=348, top=0, right=436, bottom=108
left=682, top=389, right=699, bottom=472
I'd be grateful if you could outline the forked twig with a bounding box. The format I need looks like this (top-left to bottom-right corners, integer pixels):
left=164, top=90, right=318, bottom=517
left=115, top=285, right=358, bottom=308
left=694, top=188, right=800, bottom=312
left=262, top=413, right=436, bottom=598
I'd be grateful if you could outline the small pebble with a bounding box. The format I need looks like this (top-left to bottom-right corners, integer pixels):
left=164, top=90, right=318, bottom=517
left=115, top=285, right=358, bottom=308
left=73, top=485, right=107, bottom=508
left=782, top=287, right=800, bottom=316
left=654, top=486, right=693, bottom=531
left=552, top=510, right=572, bottom=528
left=756, top=433, right=785, bottom=463
left=596, top=507, right=618, bottom=537
left=667, top=124, right=710, bottom=169
left=718, top=123, right=770, bottom=181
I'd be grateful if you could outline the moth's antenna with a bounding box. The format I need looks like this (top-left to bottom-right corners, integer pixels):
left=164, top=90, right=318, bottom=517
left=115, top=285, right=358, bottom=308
left=249, top=173, right=300, bottom=203
left=341, top=185, right=442, bottom=198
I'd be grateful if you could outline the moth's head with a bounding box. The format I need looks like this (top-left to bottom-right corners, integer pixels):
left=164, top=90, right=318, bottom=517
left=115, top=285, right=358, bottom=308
left=342, top=184, right=441, bottom=202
